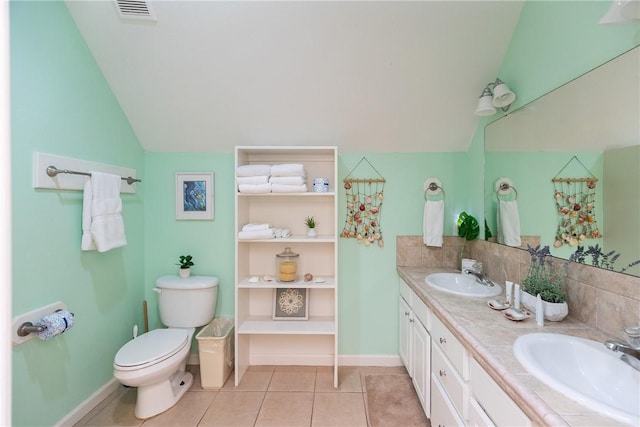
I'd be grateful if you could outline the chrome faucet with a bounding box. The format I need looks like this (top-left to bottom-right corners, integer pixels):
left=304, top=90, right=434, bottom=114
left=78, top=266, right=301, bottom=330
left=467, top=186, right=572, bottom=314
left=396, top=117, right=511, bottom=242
left=604, top=340, right=640, bottom=372
left=463, top=269, right=495, bottom=287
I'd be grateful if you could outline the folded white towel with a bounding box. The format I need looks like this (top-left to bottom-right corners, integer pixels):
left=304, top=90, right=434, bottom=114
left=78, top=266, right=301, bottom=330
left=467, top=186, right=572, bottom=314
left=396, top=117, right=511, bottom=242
left=271, top=184, right=308, bottom=193
left=82, top=172, right=127, bottom=252
left=423, top=200, right=444, bottom=247
left=238, top=228, right=275, bottom=240
left=238, top=183, right=271, bottom=194
left=242, top=223, right=272, bottom=232
left=274, top=228, right=291, bottom=238
left=237, top=175, right=269, bottom=185
left=269, top=176, right=306, bottom=186
left=497, top=200, right=521, bottom=247
left=237, top=164, right=271, bottom=177
left=271, top=163, right=306, bottom=177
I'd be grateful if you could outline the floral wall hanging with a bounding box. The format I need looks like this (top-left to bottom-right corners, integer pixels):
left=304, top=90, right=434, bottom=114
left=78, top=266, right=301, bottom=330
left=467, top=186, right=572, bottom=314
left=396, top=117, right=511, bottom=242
left=341, top=157, right=385, bottom=247
left=551, top=156, right=601, bottom=248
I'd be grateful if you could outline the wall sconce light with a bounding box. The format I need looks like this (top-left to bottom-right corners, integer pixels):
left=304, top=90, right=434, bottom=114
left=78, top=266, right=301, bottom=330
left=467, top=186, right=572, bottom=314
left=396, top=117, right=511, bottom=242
left=599, top=0, right=640, bottom=25
left=474, top=78, right=516, bottom=116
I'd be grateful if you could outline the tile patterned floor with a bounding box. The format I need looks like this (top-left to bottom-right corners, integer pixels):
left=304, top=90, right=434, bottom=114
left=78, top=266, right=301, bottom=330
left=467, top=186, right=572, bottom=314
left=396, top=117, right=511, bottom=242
left=74, top=365, right=409, bottom=427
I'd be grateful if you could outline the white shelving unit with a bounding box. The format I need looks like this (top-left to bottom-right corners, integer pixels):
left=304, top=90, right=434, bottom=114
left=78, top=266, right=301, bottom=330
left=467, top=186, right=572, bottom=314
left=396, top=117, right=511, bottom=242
left=234, top=146, right=338, bottom=387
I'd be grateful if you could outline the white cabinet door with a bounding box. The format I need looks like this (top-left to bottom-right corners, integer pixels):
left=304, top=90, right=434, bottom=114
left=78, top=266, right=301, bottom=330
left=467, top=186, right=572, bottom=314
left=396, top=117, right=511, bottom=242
left=431, top=375, right=466, bottom=427
left=399, top=297, right=412, bottom=374
left=412, top=318, right=431, bottom=417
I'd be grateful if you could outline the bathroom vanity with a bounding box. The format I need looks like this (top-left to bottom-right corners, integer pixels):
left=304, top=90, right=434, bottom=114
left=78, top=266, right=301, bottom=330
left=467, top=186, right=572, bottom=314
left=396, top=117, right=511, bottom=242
left=397, top=266, right=628, bottom=427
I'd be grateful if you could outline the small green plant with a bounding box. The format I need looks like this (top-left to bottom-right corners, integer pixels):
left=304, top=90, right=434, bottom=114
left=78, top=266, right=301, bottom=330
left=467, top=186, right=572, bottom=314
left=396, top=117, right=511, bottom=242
left=522, top=245, right=568, bottom=303
left=177, top=255, right=194, bottom=269
left=304, top=216, right=317, bottom=229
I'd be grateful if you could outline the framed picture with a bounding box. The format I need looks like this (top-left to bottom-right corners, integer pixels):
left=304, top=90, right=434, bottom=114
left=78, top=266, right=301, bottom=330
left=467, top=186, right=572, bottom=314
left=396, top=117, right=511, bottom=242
left=273, top=288, right=309, bottom=320
left=175, top=173, right=214, bottom=220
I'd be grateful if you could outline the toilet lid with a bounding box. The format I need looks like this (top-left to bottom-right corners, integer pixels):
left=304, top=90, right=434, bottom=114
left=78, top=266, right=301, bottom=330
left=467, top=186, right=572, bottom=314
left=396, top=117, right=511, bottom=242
left=114, top=329, right=189, bottom=368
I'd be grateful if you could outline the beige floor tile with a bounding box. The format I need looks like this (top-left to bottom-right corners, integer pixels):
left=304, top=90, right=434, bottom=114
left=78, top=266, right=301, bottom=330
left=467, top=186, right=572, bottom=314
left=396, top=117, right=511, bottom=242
left=315, top=366, right=362, bottom=392
left=198, top=391, right=265, bottom=427
left=223, top=368, right=274, bottom=391
left=76, top=387, right=141, bottom=427
left=142, top=390, right=217, bottom=426
left=268, top=366, right=316, bottom=392
left=311, top=392, right=367, bottom=427
left=254, top=392, right=314, bottom=427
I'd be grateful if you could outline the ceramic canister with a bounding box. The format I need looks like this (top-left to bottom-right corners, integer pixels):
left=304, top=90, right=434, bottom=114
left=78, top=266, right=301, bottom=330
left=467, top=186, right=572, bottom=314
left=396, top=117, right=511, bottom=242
left=313, top=178, right=329, bottom=193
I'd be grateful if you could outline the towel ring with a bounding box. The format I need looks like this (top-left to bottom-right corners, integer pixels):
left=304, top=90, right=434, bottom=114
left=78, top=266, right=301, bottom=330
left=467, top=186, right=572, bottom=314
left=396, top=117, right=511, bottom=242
left=424, top=179, right=445, bottom=201
left=495, top=182, right=518, bottom=201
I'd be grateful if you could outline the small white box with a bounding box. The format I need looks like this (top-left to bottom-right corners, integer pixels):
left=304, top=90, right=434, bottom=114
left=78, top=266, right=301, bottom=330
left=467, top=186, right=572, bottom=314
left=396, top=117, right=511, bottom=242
left=196, top=318, right=234, bottom=389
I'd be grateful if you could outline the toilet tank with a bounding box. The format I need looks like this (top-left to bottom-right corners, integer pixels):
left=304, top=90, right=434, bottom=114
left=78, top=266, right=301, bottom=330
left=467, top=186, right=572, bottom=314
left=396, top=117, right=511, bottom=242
left=155, top=275, right=219, bottom=327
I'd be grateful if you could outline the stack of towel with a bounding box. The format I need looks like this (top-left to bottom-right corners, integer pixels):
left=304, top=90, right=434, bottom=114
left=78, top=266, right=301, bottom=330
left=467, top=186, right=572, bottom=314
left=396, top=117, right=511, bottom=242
left=270, top=164, right=307, bottom=193
left=236, top=164, right=272, bottom=194
left=238, top=223, right=274, bottom=240
left=236, top=163, right=308, bottom=193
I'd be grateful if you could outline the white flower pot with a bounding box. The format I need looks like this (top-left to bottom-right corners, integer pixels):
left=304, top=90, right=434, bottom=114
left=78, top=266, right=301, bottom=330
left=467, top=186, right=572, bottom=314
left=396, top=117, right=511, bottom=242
left=307, top=228, right=317, bottom=238
left=179, top=268, right=191, bottom=278
left=520, top=290, right=568, bottom=322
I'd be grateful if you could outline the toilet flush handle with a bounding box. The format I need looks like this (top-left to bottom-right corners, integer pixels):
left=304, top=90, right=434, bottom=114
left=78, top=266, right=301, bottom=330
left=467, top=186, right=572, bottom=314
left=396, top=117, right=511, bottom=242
left=152, top=288, right=162, bottom=294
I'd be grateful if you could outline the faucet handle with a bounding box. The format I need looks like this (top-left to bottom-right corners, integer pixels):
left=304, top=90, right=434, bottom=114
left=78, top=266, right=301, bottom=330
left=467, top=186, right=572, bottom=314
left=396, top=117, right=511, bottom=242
left=623, top=326, right=640, bottom=350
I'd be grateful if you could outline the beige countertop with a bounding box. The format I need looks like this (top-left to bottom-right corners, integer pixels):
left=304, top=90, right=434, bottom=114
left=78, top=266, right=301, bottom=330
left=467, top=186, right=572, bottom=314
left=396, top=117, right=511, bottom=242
left=397, top=266, right=630, bottom=427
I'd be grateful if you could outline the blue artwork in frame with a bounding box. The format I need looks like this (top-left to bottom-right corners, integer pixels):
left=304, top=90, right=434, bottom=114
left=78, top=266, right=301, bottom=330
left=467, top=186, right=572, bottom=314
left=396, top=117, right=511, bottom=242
left=176, top=173, right=214, bottom=220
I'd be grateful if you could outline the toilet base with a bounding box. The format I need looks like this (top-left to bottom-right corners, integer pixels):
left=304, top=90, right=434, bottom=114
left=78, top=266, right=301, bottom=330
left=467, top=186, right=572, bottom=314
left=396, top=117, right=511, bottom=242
left=135, top=370, right=194, bottom=419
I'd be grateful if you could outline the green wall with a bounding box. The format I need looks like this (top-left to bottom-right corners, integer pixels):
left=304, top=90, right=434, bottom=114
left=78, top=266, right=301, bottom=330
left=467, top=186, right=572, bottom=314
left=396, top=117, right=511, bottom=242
left=10, top=2, right=145, bottom=426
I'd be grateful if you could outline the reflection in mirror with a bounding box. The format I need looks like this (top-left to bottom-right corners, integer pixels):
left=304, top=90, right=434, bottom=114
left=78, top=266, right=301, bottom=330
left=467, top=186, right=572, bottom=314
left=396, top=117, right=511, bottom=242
left=484, top=46, right=639, bottom=277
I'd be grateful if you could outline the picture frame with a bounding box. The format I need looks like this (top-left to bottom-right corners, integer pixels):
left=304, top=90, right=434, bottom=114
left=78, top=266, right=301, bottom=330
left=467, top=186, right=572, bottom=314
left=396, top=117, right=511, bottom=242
left=273, top=288, right=309, bottom=320
left=175, top=172, right=214, bottom=220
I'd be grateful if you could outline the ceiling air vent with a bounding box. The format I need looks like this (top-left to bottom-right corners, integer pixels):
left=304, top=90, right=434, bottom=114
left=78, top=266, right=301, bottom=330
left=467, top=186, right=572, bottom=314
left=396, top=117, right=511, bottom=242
left=114, top=0, right=157, bottom=22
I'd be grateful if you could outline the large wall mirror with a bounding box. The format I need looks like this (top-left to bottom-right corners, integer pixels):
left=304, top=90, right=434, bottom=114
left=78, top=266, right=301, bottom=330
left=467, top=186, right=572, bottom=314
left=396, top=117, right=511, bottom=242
left=484, top=46, right=639, bottom=277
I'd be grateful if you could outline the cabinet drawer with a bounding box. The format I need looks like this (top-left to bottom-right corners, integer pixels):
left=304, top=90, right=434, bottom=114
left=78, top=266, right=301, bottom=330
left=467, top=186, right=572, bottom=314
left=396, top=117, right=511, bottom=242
left=399, top=278, right=412, bottom=303
left=431, top=374, right=466, bottom=427
left=468, top=398, right=495, bottom=427
left=432, top=343, right=468, bottom=419
left=411, top=292, right=431, bottom=331
left=431, top=314, right=468, bottom=380
left=470, top=358, right=531, bottom=427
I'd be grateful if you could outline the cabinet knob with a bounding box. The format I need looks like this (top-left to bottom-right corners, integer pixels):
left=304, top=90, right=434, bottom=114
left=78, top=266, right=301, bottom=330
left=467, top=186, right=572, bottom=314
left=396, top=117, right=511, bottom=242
left=409, top=318, right=414, bottom=323
left=439, top=337, right=447, bottom=344
left=404, top=311, right=410, bottom=316
left=439, top=369, right=446, bottom=377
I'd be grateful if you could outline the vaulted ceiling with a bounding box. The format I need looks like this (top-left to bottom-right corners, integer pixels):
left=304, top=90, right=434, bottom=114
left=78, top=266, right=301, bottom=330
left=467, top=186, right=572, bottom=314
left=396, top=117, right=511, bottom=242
left=65, top=1, right=524, bottom=153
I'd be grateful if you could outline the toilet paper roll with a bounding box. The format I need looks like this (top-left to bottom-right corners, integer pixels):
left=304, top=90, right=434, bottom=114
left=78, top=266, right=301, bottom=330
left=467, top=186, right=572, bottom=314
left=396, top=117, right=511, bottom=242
left=34, top=309, right=75, bottom=340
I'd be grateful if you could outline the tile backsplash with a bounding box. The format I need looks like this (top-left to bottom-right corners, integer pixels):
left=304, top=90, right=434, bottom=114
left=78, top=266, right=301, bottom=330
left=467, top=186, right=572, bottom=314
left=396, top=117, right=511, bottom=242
left=397, top=236, right=640, bottom=340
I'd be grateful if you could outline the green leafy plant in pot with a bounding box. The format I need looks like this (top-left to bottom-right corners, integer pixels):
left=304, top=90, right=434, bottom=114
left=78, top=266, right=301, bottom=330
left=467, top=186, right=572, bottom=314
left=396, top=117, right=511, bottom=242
left=521, top=245, right=569, bottom=321
left=177, top=255, right=194, bottom=278
left=304, top=216, right=318, bottom=238
left=457, top=212, right=480, bottom=268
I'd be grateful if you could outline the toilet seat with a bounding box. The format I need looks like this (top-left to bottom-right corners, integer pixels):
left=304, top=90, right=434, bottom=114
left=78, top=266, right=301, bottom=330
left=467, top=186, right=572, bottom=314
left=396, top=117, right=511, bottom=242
left=114, top=329, right=189, bottom=371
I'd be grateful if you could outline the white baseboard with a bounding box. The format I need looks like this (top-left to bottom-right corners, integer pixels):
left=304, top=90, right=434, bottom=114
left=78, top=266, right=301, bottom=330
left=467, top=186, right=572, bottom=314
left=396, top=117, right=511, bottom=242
left=54, top=378, right=120, bottom=427
left=339, top=354, right=403, bottom=366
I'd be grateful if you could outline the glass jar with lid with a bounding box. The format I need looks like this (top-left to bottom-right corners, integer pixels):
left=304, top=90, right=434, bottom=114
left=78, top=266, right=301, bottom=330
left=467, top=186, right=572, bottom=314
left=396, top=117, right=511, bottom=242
left=276, top=247, right=299, bottom=283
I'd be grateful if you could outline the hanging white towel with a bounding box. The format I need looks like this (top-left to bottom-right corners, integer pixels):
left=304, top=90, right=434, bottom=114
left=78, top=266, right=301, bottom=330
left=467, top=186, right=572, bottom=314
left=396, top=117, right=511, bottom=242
left=497, top=200, right=521, bottom=247
left=82, top=172, right=127, bottom=252
left=423, top=200, right=444, bottom=247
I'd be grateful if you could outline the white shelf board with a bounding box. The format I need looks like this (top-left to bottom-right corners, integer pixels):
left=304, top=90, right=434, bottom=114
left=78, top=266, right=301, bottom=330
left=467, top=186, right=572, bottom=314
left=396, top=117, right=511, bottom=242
left=237, top=316, right=336, bottom=335
left=237, top=192, right=336, bottom=197
left=238, top=276, right=336, bottom=288
left=237, top=235, right=335, bottom=243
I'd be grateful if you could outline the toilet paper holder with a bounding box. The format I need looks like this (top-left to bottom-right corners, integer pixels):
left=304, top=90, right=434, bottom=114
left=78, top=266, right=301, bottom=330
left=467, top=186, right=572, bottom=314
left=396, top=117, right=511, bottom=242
left=12, top=301, right=69, bottom=345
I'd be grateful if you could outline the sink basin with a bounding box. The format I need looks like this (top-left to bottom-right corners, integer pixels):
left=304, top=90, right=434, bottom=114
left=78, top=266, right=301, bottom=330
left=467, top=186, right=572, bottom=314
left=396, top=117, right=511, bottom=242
left=423, top=273, right=501, bottom=297
left=513, top=333, right=640, bottom=425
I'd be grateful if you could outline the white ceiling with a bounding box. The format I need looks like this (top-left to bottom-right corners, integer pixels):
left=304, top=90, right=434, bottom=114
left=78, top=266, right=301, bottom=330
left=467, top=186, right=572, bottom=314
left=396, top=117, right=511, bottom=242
left=65, top=1, right=524, bottom=153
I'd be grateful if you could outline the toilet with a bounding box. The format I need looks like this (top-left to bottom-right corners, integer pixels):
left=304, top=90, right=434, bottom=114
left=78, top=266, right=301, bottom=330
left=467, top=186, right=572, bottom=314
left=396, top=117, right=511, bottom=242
left=113, top=275, right=219, bottom=419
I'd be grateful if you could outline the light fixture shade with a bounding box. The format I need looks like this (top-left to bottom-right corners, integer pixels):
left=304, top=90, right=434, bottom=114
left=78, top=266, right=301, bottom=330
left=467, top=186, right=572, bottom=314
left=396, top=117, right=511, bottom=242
left=492, top=81, right=516, bottom=108
left=599, top=0, right=640, bottom=24
left=474, top=94, right=497, bottom=116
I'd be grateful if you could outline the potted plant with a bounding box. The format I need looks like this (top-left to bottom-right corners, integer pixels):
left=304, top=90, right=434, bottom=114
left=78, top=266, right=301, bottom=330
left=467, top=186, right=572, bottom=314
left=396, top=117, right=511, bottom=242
left=457, top=211, right=480, bottom=269
left=304, top=216, right=318, bottom=238
left=177, top=255, right=194, bottom=278
left=521, top=245, right=569, bottom=321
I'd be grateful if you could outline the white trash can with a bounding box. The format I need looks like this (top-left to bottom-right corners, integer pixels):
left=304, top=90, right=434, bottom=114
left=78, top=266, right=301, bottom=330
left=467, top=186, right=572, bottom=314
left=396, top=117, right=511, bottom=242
left=196, top=317, right=234, bottom=389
